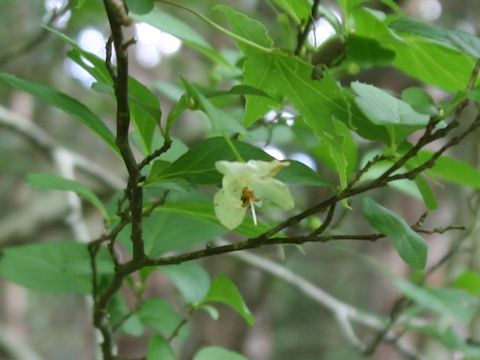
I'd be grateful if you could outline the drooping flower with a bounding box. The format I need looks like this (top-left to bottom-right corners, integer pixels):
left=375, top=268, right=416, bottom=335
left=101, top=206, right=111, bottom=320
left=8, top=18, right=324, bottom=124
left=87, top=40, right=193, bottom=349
left=213, top=160, right=294, bottom=229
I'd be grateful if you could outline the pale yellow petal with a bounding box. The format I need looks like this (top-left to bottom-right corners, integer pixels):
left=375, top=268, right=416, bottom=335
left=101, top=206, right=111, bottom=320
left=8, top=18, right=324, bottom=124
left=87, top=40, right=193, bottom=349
left=251, top=178, right=294, bottom=210
left=213, top=189, right=247, bottom=229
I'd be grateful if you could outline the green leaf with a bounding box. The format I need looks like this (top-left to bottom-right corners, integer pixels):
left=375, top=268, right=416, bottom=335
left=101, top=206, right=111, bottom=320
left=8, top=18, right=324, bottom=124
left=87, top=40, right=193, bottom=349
left=27, top=173, right=108, bottom=220
left=417, top=326, right=480, bottom=357
left=352, top=8, right=477, bottom=92
left=160, top=262, right=211, bottom=304
left=148, top=137, right=332, bottom=186
left=293, top=119, right=358, bottom=179
left=74, top=0, right=85, bottom=8
left=147, top=335, right=177, bottom=360
left=214, top=5, right=274, bottom=54
left=362, top=196, right=427, bottom=269
left=270, top=56, right=350, bottom=188
left=214, top=5, right=280, bottom=128
left=125, top=0, right=153, bottom=15
left=352, top=81, right=429, bottom=145
left=393, top=278, right=479, bottom=323
left=0, top=73, right=119, bottom=156
left=442, top=327, right=480, bottom=357
left=338, top=0, right=368, bottom=13
left=241, top=49, right=387, bottom=184
left=357, top=157, right=422, bottom=199
left=201, top=274, right=255, bottom=325
left=193, top=346, right=248, bottom=360
left=453, top=271, right=480, bottom=295
left=352, top=82, right=429, bottom=126
left=206, top=85, right=272, bottom=99
left=77, top=65, right=159, bottom=153
left=347, top=35, right=396, bottom=68
left=414, top=174, right=438, bottom=210
left=0, top=242, right=113, bottom=293
left=138, top=210, right=226, bottom=257
left=137, top=298, right=187, bottom=337
left=401, top=87, right=438, bottom=116
left=44, top=27, right=160, bottom=152
left=181, top=78, right=246, bottom=135
left=199, top=305, right=219, bottom=320
left=166, top=96, right=187, bottom=138
left=242, top=51, right=281, bottom=128
left=128, top=80, right=162, bottom=153
left=380, top=0, right=404, bottom=14
left=271, top=0, right=311, bottom=24
left=153, top=81, right=184, bottom=102
left=108, top=294, right=144, bottom=336
left=392, top=34, right=476, bottom=92
left=133, top=12, right=231, bottom=68
left=153, top=201, right=274, bottom=238
left=389, top=17, right=480, bottom=58
left=415, top=151, right=480, bottom=189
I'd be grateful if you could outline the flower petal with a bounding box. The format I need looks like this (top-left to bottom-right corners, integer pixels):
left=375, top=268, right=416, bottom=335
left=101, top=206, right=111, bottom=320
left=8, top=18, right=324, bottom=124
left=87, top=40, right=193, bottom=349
left=216, top=160, right=255, bottom=178
left=214, top=189, right=247, bottom=229
left=222, top=175, right=245, bottom=207
left=251, top=178, right=294, bottom=210
left=216, top=160, right=288, bottom=179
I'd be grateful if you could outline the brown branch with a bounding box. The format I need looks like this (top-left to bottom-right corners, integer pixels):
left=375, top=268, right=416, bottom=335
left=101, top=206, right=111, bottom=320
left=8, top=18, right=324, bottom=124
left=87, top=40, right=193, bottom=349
left=137, top=139, right=172, bottom=170
left=111, top=300, right=143, bottom=332
left=363, top=297, right=412, bottom=356
left=88, top=244, right=101, bottom=303
left=103, top=0, right=144, bottom=261
left=142, top=191, right=170, bottom=218
left=348, top=154, right=389, bottom=188
left=167, top=307, right=195, bottom=342
left=414, top=225, right=465, bottom=235
left=105, top=36, right=117, bottom=81
left=311, top=203, right=336, bottom=236
left=360, top=59, right=480, bottom=358
left=387, top=114, right=480, bottom=183
left=87, top=1, right=144, bottom=359
left=467, top=58, right=480, bottom=90
left=455, top=58, right=480, bottom=117
left=142, top=221, right=462, bottom=267
left=414, top=212, right=428, bottom=228
left=294, top=0, right=321, bottom=55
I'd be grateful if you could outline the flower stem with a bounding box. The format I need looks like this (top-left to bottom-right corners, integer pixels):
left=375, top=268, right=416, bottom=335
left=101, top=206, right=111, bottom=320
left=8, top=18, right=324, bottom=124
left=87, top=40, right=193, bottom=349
left=222, top=132, right=244, bottom=162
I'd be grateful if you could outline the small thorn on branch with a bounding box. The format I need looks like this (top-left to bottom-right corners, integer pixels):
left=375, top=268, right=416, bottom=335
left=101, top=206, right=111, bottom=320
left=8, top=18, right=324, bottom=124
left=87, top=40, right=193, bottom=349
left=122, top=37, right=137, bottom=51
left=106, top=36, right=116, bottom=81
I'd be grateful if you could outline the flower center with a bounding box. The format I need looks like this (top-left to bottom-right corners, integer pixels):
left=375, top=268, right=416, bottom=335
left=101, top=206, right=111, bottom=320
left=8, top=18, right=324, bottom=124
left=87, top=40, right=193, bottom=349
left=241, top=187, right=261, bottom=208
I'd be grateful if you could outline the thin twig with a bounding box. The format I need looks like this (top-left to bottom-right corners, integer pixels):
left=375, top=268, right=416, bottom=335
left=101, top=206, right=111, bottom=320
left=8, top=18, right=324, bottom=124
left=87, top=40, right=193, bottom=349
left=311, top=203, right=336, bottom=236
left=363, top=297, right=412, bottom=356
left=414, top=225, right=465, bottom=234
left=142, top=191, right=170, bottom=218
left=111, top=301, right=143, bottom=332
left=221, top=240, right=430, bottom=357
left=347, top=154, right=389, bottom=188
left=89, top=1, right=147, bottom=358
left=137, top=139, right=172, bottom=170
left=167, top=307, right=195, bottom=342
left=0, top=1, right=72, bottom=66
left=141, top=221, right=462, bottom=267
left=294, top=0, right=321, bottom=55
left=105, top=36, right=116, bottom=81
left=360, top=59, right=480, bottom=357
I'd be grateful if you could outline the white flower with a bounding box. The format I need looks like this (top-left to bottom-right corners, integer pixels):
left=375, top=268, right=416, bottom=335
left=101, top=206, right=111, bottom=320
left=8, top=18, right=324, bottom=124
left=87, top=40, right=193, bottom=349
left=213, top=160, right=294, bottom=229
